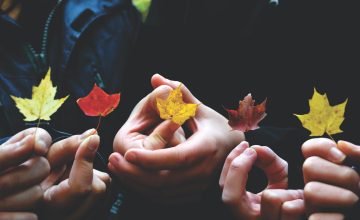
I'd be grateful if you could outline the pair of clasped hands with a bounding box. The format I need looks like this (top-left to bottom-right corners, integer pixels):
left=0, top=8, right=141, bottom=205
left=1, top=74, right=359, bottom=220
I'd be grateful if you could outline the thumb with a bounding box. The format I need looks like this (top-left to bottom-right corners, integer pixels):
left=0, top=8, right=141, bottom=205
left=143, top=120, right=181, bottom=150
left=68, top=135, right=99, bottom=190
left=337, top=140, right=360, bottom=161
left=151, top=74, right=201, bottom=104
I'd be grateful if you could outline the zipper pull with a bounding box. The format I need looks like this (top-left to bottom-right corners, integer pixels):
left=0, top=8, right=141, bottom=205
left=94, top=73, right=105, bottom=89
left=35, top=52, right=48, bottom=74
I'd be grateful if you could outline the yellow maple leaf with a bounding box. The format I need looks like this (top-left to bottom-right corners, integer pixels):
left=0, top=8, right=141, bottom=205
left=132, top=0, right=152, bottom=22
left=11, top=68, right=69, bottom=122
left=294, top=88, right=347, bottom=137
left=156, top=85, right=198, bottom=125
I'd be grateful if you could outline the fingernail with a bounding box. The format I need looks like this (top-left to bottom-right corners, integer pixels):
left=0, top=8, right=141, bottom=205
left=125, top=152, right=136, bottom=162
left=80, top=129, right=96, bottom=141
left=330, top=147, right=346, bottom=162
left=33, top=132, right=50, bottom=154
left=109, top=154, right=120, bottom=165
left=244, top=148, right=256, bottom=156
left=37, top=139, right=48, bottom=154
left=83, top=135, right=98, bottom=152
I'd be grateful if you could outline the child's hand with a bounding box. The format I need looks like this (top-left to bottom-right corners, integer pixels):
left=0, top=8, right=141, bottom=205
left=302, top=138, right=360, bottom=220
left=220, top=142, right=304, bottom=220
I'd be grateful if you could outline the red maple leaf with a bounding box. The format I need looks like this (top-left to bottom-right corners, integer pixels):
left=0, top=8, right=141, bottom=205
left=77, top=84, right=120, bottom=116
left=76, top=84, right=120, bottom=117
left=77, top=84, right=120, bottom=130
left=225, top=94, right=267, bottom=132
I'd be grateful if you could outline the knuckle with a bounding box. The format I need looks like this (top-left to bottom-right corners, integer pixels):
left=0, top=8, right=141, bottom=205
left=304, top=182, right=320, bottom=202
left=262, top=190, right=281, bottom=204
left=222, top=192, right=239, bottom=207
left=303, top=156, right=320, bottom=174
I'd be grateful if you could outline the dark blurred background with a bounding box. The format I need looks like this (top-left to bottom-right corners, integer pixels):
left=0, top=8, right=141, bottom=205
left=117, top=1, right=360, bottom=219
left=125, top=0, right=360, bottom=143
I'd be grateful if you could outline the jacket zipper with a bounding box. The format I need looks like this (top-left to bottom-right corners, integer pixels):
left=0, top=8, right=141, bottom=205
left=24, top=0, right=63, bottom=75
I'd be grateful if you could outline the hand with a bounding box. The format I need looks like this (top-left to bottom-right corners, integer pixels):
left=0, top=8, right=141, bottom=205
left=109, top=74, right=244, bottom=203
left=302, top=138, right=360, bottom=220
left=41, top=129, right=111, bottom=220
left=220, top=142, right=304, bottom=220
left=0, top=128, right=52, bottom=220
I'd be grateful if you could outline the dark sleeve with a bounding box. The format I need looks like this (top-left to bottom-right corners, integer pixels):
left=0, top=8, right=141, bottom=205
left=0, top=103, right=11, bottom=144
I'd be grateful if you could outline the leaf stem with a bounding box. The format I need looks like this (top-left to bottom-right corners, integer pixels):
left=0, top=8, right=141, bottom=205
left=95, top=116, right=102, bottom=133
left=327, top=132, right=336, bottom=143
left=34, top=117, right=41, bottom=139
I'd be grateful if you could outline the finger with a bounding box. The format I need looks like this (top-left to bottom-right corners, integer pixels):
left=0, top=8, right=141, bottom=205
left=252, top=146, right=288, bottom=189
left=219, top=141, right=249, bottom=189
left=113, top=86, right=173, bottom=155
left=124, top=132, right=213, bottom=170
left=0, top=157, right=50, bottom=197
left=281, top=199, right=305, bottom=220
left=44, top=136, right=100, bottom=207
left=109, top=158, right=208, bottom=203
left=68, top=135, right=99, bottom=194
left=309, top=213, right=345, bottom=220
left=40, top=165, right=67, bottom=191
left=0, top=212, right=38, bottom=220
left=109, top=152, right=214, bottom=192
left=304, top=182, right=359, bottom=209
left=63, top=174, right=107, bottom=220
left=0, top=135, right=34, bottom=171
left=2, top=128, right=51, bottom=156
left=143, top=120, right=181, bottom=150
left=303, top=156, right=360, bottom=193
left=222, top=148, right=257, bottom=207
left=337, top=140, right=360, bottom=161
left=47, top=129, right=96, bottom=168
left=302, top=138, right=346, bottom=163
left=151, top=74, right=201, bottom=104
left=261, top=189, right=304, bottom=220
left=0, top=185, right=43, bottom=211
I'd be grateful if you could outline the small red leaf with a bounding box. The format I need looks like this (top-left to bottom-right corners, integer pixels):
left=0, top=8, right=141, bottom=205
left=77, top=84, right=120, bottom=117
left=225, top=94, right=267, bottom=132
